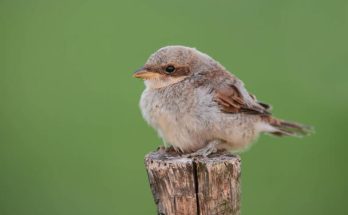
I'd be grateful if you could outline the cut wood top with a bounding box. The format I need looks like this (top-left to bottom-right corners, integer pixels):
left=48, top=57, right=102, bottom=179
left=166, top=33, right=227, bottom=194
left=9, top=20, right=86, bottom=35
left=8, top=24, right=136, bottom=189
left=145, top=148, right=241, bottom=215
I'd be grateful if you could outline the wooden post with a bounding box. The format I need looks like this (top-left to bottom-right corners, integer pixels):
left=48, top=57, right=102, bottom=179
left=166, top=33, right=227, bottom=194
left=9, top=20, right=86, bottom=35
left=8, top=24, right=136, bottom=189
left=145, top=149, right=241, bottom=215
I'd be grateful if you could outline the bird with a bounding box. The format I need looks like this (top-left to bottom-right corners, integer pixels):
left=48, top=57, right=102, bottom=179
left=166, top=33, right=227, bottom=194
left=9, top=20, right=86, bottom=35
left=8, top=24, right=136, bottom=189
left=133, top=45, right=312, bottom=156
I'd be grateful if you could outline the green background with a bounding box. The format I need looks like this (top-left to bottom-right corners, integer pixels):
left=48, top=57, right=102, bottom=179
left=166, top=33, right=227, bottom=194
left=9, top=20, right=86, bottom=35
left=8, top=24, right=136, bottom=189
left=1, top=0, right=347, bottom=214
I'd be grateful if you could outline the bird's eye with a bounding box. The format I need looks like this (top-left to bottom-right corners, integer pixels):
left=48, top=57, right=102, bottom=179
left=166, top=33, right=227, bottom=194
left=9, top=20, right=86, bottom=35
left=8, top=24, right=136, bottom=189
left=165, top=65, right=175, bottom=73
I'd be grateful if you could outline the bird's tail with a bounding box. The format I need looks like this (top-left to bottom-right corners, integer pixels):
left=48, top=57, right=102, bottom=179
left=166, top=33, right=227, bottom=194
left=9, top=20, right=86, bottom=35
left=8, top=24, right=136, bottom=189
left=266, top=117, right=314, bottom=137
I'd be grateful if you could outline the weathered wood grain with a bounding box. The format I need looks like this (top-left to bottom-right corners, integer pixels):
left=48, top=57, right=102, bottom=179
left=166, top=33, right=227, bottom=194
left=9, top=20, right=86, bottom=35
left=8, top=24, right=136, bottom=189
left=145, top=150, right=241, bottom=215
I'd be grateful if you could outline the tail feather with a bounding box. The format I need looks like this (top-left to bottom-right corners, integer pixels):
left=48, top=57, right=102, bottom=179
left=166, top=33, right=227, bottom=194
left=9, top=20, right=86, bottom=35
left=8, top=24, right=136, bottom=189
left=268, top=118, right=314, bottom=137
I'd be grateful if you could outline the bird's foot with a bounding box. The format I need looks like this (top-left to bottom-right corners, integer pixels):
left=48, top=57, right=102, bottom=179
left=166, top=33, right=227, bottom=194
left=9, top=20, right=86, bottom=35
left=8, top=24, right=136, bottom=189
left=158, top=145, right=184, bottom=157
left=183, top=142, right=219, bottom=158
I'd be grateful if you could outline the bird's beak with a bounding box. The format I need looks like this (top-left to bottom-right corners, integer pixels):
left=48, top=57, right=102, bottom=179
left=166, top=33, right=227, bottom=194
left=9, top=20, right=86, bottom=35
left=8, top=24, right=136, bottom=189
left=133, top=67, right=160, bottom=79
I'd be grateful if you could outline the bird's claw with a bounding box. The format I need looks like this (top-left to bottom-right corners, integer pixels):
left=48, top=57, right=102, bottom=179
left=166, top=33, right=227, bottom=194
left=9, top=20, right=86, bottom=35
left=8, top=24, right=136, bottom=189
left=182, top=142, right=218, bottom=158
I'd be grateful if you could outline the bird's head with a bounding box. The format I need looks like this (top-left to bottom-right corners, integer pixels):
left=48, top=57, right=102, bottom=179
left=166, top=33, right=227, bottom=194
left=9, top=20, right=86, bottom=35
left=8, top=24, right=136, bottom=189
left=133, top=45, right=222, bottom=89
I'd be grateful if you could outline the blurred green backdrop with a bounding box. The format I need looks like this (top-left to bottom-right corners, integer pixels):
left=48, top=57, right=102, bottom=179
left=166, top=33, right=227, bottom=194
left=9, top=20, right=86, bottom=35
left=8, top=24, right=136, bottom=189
left=1, top=0, right=347, bottom=214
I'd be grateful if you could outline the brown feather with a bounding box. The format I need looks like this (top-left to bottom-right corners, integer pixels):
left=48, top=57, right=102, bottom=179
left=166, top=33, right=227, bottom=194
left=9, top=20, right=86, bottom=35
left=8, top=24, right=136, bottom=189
left=262, top=116, right=314, bottom=136
left=214, top=84, right=270, bottom=115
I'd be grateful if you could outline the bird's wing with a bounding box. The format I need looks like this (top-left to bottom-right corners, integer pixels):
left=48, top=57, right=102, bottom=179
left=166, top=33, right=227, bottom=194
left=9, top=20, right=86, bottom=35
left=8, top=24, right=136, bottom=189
left=213, top=72, right=271, bottom=115
left=248, top=93, right=272, bottom=112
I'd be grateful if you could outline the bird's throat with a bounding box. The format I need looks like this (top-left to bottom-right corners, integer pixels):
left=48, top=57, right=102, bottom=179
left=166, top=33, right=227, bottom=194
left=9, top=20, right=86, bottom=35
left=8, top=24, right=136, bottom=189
left=144, top=76, right=187, bottom=89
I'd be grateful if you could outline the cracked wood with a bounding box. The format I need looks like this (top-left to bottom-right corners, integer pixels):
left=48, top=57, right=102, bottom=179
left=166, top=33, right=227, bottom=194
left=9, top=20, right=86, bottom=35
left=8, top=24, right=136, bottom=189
left=145, top=150, right=241, bottom=215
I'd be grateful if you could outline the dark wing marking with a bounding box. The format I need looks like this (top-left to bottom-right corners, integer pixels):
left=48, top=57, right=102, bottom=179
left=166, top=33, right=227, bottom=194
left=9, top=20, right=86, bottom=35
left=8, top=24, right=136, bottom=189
left=214, top=84, right=271, bottom=115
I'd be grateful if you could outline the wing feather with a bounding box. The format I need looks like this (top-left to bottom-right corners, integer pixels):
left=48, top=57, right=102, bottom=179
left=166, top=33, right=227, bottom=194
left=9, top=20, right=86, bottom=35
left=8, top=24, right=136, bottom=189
left=212, top=72, right=271, bottom=115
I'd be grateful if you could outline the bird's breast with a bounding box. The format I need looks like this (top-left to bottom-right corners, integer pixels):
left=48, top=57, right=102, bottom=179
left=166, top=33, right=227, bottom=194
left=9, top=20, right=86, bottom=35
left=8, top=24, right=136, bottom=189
left=139, top=85, right=218, bottom=151
left=140, top=88, right=189, bottom=128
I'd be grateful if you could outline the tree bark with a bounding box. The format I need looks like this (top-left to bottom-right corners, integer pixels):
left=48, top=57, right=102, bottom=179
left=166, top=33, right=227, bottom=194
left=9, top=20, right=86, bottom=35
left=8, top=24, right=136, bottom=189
left=145, top=149, right=241, bottom=215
